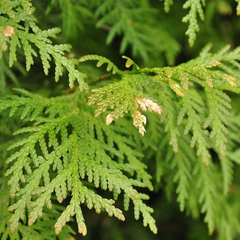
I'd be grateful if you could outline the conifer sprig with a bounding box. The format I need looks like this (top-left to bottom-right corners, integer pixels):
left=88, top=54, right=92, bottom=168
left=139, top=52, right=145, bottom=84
left=182, top=0, right=205, bottom=47
left=0, top=0, right=88, bottom=91
left=2, top=1, right=240, bottom=239
left=160, top=0, right=173, bottom=13
left=1, top=89, right=157, bottom=235
left=80, top=50, right=237, bottom=166
left=0, top=186, right=74, bottom=240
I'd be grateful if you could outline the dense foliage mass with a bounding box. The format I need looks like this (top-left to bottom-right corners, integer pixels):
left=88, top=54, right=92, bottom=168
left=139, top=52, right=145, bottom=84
left=1, top=0, right=240, bottom=239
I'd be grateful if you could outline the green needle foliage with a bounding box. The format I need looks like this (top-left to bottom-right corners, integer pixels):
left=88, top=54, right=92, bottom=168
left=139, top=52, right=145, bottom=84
left=1, top=0, right=240, bottom=240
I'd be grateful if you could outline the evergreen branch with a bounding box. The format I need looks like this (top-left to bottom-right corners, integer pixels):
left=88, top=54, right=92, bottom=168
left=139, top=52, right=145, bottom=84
left=203, top=88, right=231, bottom=157
left=2, top=1, right=240, bottom=239
left=177, top=88, right=211, bottom=166
left=1, top=90, right=157, bottom=235
left=79, top=54, right=121, bottom=74
left=122, top=55, right=140, bottom=70
left=160, top=0, right=174, bottom=13
left=78, top=113, right=153, bottom=190
left=86, top=73, right=162, bottom=136
left=80, top=48, right=238, bottom=152
left=219, top=154, right=233, bottom=195
left=13, top=28, right=88, bottom=90
left=171, top=145, right=192, bottom=212
left=0, top=0, right=34, bottom=18
left=184, top=44, right=240, bottom=91
left=186, top=158, right=240, bottom=238
left=0, top=88, right=78, bottom=121
left=182, top=0, right=205, bottom=46
left=157, top=81, right=180, bottom=153
left=132, top=198, right=157, bottom=234
left=7, top=158, right=53, bottom=233
left=1, top=1, right=88, bottom=91
left=197, top=162, right=217, bottom=234
left=0, top=182, right=74, bottom=240
left=218, top=113, right=240, bottom=195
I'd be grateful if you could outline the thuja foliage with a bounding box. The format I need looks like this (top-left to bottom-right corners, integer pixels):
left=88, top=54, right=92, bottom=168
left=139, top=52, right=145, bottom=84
left=1, top=0, right=240, bottom=239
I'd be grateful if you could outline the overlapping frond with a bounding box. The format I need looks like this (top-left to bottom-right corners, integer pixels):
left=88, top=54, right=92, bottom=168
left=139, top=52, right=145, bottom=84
left=177, top=87, right=211, bottom=166
left=79, top=54, right=122, bottom=74
left=156, top=81, right=180, bottom=153
left=0, top=178, right=74, bottom=240
left=0, top=89, right=157, bottom=235
left=77, top=45, right=240, bottom=237
left=160, top=0, right=174, bottom=13
left=171, top=136, right=194, bottom=212
left=2, top=1, right=240, bottom=239
left=0, top=0, right=88, bottom=91
left=80, top=46, right=238, bottom=166
left=182, top=0, right=205, bottom=46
